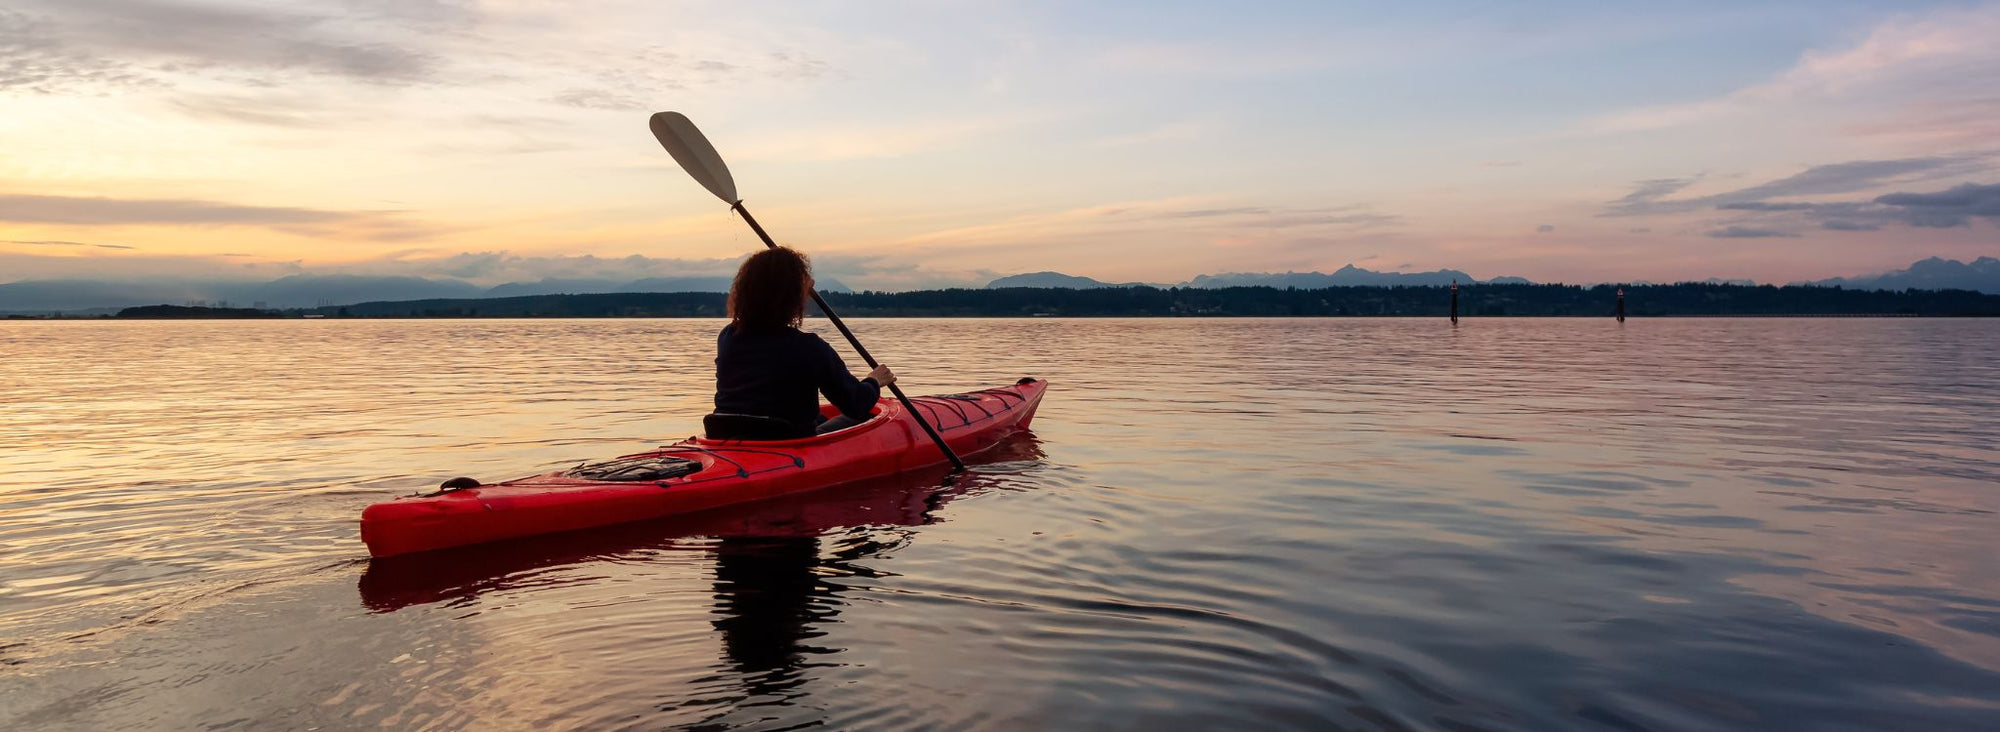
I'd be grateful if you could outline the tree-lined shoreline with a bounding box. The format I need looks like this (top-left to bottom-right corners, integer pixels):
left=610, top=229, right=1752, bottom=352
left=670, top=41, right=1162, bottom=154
left=69, top=283, right=2000, bottom=319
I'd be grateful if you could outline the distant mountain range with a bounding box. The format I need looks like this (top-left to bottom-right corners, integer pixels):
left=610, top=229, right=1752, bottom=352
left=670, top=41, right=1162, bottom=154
left=0, top=274, right=849, bottom=314
left=1794, top=256, right=1999, bottom=293
left=477, top=276, right=841, bottom=298
left=3, top=257, right=1994, bottom=314
left=988, top=265, right=1530, bottom=290
left=983, top=258, right=1999, bottom=293
left=1183, top=265, right=1527, bottom=289
left=984, top=271, right=1148, bottom=289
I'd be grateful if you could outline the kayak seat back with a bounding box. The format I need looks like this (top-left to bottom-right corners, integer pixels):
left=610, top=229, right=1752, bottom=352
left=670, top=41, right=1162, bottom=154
left=704, top=412, right=810, bottom=441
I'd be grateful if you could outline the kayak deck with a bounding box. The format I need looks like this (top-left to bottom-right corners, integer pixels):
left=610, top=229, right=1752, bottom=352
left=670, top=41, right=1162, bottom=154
left=361, top=378, right=1047, bottom=558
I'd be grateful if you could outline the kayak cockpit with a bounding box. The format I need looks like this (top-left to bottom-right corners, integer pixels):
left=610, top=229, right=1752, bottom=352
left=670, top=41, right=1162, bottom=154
left=701, top=403, right=891, bottom=442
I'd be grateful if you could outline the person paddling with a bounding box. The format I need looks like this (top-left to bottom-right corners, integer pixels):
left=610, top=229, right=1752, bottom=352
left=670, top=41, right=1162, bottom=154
left=712, top=246, right=895, bottom=439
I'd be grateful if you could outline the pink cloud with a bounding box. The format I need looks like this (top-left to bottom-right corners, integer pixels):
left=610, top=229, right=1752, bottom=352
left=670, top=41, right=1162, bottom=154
left=1586, top=5, right=2000, bottom=135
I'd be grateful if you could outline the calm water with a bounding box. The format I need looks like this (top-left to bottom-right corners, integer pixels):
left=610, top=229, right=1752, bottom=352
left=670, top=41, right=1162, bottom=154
left=2, top=318, right=1996, bottom=730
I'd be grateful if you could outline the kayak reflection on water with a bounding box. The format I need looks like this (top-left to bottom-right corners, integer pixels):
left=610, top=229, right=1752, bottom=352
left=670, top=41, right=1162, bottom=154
left=357, top=433, right=1041, bottom=713
left=709, top=533, right=898, bottom=698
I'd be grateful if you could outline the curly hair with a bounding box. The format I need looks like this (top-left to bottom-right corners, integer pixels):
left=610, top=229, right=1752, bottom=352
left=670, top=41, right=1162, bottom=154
left=728, top=246, right=812, bottom=330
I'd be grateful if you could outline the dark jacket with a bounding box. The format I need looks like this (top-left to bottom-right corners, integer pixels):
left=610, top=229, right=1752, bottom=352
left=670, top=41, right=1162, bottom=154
left=714, top=324, right=881, bottom=437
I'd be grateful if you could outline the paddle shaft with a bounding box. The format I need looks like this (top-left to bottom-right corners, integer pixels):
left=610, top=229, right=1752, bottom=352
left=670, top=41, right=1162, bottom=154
left=730, top=201, right=967, bottom=472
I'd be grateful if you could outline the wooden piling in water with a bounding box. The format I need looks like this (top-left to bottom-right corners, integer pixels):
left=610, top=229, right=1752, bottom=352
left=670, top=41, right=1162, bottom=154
left=1615, top=287, right=1626, bottom=322
left=1450, top=279, right=1459, bottom=325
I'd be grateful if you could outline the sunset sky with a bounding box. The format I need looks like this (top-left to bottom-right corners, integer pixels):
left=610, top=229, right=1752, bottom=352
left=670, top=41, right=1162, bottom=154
left=2, top=0, right=1997, bottom=290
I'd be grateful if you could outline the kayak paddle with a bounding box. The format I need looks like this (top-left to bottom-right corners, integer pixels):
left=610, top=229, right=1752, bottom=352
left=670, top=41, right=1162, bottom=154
left=647, top=111, right=968, bottom=472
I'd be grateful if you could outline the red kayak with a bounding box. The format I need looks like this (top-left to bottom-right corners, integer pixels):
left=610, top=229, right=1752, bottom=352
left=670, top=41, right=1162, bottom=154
left=361, top=378, right=1047, bottom=558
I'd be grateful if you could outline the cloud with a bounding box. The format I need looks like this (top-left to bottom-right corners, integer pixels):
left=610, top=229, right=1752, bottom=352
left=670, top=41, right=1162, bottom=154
left=731, top=110, right=1054, bottom=162
left=896, top=198, right=1401, bottom=267
left=1536, top=224, right=1555, bottom=233
left=0, top=193, right=448, bottom=240
left=1717, top=202, right=1818, bottom=212
left=0, top=247, right=997, bottom=291
left=0, top=250, right=304, bottom=282
left=544, top=48, right=830, bottom=114
left=1720, top=157, right=1986, bottom=201
left=802, top=251, right=993, bottom=291
left=1605, top=155, right=1994, bottom=217
left=0, top=0, right=454, bottom=94
left=1681, top=181, right=2000, bottom=232
left=1267, top=212, right=1400, bottom=229
left=1161, top=207, right=1269, bottom=219
left=1844, top=95, right=2000, bottom=149
left=169, top=92, right=331, bottom=127
left=0, top=248, right=736, bottom=286
left=1706, top=226, right=1800, bottom=239
left=345, top=250, right=994, bottom=290
left=1873, top=182, right=2000, bottom=227
left=351, top=251, right=743, bottom=283
left=549, top=88, right=646, bottom=111
left=400, top=113, right=581, bottom=155
left=1587, top=5, right=2000, bottom=135
left=1088, top=40, right=1330, bottom=77
left=1607, top=177, right=1701, bottom=214
left=0, top=194, right=344, bottom=226
left=1092, top=119, right=1212, bottom=147
left=3, top=1, right=834, bottom=132
left=0, top=194, right=350, bottom=225
left=3, top=238, right=134, bottom=250
left=1150, top=205, right=1397, bottom=229
left=418, top=139, right=576, bottom=156
left=0, top=9, right=156, bottom=93
left=463, top=114, right=567, bottom=132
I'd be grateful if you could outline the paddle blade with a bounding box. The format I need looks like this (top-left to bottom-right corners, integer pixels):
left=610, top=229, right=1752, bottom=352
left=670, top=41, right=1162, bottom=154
left=649, top=111, right=739, bottom=204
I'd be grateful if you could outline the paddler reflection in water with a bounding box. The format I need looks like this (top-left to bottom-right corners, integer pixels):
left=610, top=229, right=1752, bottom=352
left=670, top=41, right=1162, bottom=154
left=711, top=246, right=895, bottom=439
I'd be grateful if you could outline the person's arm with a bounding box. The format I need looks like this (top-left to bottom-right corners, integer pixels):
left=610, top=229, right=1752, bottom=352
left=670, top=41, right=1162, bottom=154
left=808, top=334, right=882, bottom=420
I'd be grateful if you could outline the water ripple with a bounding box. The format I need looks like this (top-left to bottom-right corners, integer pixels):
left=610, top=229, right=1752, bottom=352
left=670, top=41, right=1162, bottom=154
left=3, top=318, right=1998, bottom=729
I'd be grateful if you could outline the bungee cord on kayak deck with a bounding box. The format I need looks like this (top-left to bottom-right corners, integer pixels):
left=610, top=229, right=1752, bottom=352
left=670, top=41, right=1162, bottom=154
left=909, top=387, right=1028, bottom=425
left=619, top=444, right=803, bottom=483
left=563, top=455, right=704, bottom=483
